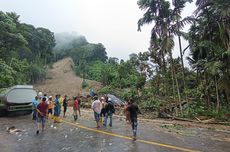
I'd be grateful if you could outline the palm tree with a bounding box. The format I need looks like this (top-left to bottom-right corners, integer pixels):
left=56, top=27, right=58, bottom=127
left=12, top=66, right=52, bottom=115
left=187, top=0, right=230, bottom=111
left=137, top=0, right=194, bottom=115
left=171, top=0, right=193, bottom=107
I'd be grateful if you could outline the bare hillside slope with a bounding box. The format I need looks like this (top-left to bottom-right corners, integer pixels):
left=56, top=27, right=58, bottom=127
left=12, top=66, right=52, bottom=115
left=34, top=57, right=101, bottom=97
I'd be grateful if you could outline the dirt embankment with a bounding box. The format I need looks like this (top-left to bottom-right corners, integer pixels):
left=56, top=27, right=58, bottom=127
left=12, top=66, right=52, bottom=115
left=34, top=57, right=101, bottom=98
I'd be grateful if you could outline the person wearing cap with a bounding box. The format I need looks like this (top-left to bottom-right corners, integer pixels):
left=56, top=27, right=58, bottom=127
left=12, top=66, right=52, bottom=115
left=104, top=98, right=115, bottom=127
left=91, top=96, right=102, bottom=128
left=37, top=92, right=43, bottom=103
left=47, top=96, right=53, bottom=118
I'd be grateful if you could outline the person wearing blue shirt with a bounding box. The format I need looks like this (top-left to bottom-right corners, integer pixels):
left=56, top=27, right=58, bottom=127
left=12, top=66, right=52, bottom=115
left=32, top=96, right=39, bottom=120
left=53, top=95, right=61, bottom=123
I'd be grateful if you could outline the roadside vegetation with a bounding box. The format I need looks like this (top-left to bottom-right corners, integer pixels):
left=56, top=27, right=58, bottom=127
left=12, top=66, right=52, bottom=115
left=1, top=0, right=230, bottom=121
left=0, top=11, right=55, bottom=87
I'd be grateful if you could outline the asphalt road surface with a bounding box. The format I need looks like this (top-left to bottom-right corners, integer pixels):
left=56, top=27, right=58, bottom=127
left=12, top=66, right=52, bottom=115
left=0, top=110, right=229, bottom=152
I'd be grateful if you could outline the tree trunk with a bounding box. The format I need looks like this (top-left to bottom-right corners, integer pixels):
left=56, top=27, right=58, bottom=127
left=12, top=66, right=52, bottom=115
left=226, top=91, right=230, bottom=109
left=204, top=72, right=211, bottom=109
left=169, top=50, right=177, bottom=116
left=161, top=49, right=167, bottom=96
left=178, top=35, right=189, bottom=105
left=215, top=76, right=220, bottom=112
left=174, top=66, right=182, bottom=115
left=175, top=0, right=188, bottom=113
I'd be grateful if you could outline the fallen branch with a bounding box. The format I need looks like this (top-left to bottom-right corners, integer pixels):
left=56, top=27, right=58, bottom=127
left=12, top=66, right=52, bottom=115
left=195, top=117, right=202, bottom=122
left=168, top=115, right=198, bottom=123
left=165, top=115, right=230, bottom=125
left=204, top=121, right=230, bottom=125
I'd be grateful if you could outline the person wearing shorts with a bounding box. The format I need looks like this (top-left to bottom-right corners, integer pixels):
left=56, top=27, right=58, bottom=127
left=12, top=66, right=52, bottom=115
left=36, top=97, right=48, bottom=135
left=91, top=96, right=102, bottom=128
left=47, top=96, right=53, bottom=117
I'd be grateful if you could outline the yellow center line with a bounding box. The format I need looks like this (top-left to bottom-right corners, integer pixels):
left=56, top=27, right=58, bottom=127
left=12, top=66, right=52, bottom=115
left=61, top=119, right=201, bottom=152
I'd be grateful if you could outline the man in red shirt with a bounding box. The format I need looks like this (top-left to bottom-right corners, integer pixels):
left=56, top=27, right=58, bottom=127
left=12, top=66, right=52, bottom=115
left=36, top=97, right=48, bottom=134
left=73, top=97, right=79, bottom=121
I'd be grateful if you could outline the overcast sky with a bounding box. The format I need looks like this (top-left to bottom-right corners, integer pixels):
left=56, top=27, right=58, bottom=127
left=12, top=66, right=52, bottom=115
left=1, top=0, right=196, bottom=63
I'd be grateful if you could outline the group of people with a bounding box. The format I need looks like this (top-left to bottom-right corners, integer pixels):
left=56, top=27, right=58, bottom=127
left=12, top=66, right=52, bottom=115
left=32, top=92, right=140, bottom=140
left=91, top=96, right=140, bottom=140
left=91, top=96, right=115, bottom=128
left=32, top=93, right=73, bottom=134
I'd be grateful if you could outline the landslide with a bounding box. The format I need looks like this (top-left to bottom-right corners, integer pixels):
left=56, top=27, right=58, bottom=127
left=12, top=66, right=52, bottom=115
left=34, top=57, right=101, bottom=97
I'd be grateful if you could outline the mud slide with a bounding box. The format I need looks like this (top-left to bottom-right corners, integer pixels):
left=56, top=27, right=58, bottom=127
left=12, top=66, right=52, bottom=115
left=34, top=57, right=101, bottom=97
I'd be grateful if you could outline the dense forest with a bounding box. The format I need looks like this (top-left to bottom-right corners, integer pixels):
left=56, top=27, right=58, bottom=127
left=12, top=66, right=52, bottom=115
left=0, top=0, right=230, bottom=120
left=0, top=11, right=55, bottom=87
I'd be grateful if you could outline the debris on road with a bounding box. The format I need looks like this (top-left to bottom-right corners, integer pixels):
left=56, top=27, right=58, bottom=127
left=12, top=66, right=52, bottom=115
left=6, top=126, right=22, bottom=134
left=17, top=138, right=22, bottom=141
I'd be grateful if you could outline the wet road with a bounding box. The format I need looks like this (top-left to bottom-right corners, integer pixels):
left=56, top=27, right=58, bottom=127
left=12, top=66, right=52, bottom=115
left=0, top=110, right=230, bottom=152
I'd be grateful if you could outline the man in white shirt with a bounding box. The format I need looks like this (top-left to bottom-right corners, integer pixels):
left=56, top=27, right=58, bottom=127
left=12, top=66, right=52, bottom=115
left=91, top=96, right=102, bottom=128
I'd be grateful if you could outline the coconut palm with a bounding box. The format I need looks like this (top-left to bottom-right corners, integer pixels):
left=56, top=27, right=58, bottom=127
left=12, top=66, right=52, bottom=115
left=187, top=0, right=230, bottom=111
left=137, top=0, right=194, bottom=115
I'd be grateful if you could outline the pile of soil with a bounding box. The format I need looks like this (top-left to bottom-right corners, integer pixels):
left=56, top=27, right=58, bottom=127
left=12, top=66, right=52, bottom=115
left=34, top=57, right=101, bottom=98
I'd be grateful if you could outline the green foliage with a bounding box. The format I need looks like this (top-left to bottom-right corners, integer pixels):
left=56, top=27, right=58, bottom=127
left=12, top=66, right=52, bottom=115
left=134, top=0, right=230, bottom=119
left=87, top=61, right=105, bottom=81
left=81, top=79, right=87, bottom=89
left=118, top=87, right=139, bottom=101
left=0, top=11, right=27, bottom=61
left=0, top=59, right=16, bottom=88
left=10, top=58, right=29, bottom=84
left=28, top=63, right=46, bottom=83
left=98, top=86, right=112, bottom=95
left=0, top=11, right=54, bottom=88
left=0, top=58, right=30, bottom=88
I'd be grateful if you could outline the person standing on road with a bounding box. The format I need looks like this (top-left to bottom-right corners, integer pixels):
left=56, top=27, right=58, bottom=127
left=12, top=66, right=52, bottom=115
left=43, top=93, right=48, bottom=102
left=127, top=99, right=141, bottom=140
left=124, top=101, right=131, bottom=124
left=77, top=95, right=81, bottom=116
left=47, top=96, right=53, bottom=118
left=53, top=95, right=61, bottom=123
left=36, top=97, right=48, bottom=134
left=32, top=96, right=39, bottom=120
left=59, top=94, right=63, bottom=115
left=73, top=96, right=79, bottom=121
left=91, top=96, right=102, bottom=128
left=63, top=95, right=68, bottom=117
left=100, top=97, right=106, bottom=123
left=103, top=98, right=115, bottom=127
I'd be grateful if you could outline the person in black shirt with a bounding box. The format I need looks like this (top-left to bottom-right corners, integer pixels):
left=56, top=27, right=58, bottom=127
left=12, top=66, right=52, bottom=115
left=127, top=99, right=140, bottom=140
left=63, top=95, right=68, bottom=117
left=103, top=98, right=115, bottom=127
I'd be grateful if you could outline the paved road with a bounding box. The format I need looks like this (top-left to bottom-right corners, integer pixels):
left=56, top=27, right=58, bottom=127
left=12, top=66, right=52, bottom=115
left=0, top=110, right=229, bottom=152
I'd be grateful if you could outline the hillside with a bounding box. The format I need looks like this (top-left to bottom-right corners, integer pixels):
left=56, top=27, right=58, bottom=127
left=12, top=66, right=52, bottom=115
left=34, top=57, right=101, bottom=97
